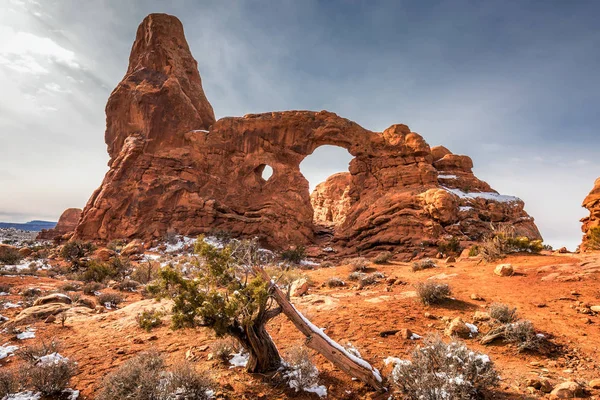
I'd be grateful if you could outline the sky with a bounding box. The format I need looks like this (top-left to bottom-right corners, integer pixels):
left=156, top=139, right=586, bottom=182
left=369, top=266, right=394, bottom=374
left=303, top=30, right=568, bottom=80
left=0, top=0, right=598, bottom=250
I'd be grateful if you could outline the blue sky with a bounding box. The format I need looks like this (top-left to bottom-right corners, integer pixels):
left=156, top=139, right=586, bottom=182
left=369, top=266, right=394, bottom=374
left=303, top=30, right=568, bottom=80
left=0, top=0, right=598, bottom=250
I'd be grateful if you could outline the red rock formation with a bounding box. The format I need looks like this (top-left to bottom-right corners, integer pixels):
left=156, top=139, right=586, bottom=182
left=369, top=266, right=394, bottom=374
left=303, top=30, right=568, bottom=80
left=311, top=173, right=353, bottom=227
left=581, top=177, right=600, bottom=251
left=74, top=13, right=541, bottom=258
left=38, top=208, right=82, bottom=240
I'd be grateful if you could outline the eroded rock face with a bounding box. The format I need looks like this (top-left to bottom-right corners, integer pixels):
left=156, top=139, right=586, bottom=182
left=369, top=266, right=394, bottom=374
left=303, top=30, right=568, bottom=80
left=581, top=177, right=600, bottom=251
left=38, top=208, right=82, bottom=240
left=74, top=13, right=541, bottom=258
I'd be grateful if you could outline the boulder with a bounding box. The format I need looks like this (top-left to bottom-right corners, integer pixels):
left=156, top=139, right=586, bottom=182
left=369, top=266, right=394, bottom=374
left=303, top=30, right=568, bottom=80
left=590, top=305, right=600, bottom=312
left=550, top=381, right=583, bottom=398
left=494, top=264, right=514, bottom=277
left=589, top=379, right=600, bottom=389
left=94, top=248, right=116, bottom=262
left=37, top=208, right=82, bottom=240
left=473, top=311, right=490, bottom=322
left=445, top=317, right=471, bottom=338
left=11, top=303, right=70, bottom=325
left=72, top=13, right=542, bottom=260
left=18, top=248, right=33, bottom=258
left=33, top=293, right=72, bottom=306
left=291, top=278, right=309, bottom=297
left=0, top=244, right=19, bottom=260
left=121, top=239, right=145, bottom=257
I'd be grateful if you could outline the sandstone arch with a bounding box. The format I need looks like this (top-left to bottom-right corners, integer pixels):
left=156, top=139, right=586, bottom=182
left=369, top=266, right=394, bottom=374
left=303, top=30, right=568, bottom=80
left=74, top=13, right=541, bottom=259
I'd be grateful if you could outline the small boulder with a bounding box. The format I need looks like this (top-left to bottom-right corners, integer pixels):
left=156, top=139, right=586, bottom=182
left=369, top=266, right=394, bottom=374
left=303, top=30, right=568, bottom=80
left=470, top=293, right=484, bottom=301
left=44, top=315, right=56, bottom=323
left=18, top=248, right=33, bottom=258
left=494, top=264, right=514, bottom=277
left=445, top=317, right=471, bottom=338
left=445, top=256, right=456, bottom=264
left=589, top=379, right=600, bottom=389
left=75, top=298, right=96, bottom=309
left=121, top=239, right=145, bottom=257
left=397, top=328, right=413, bottom=339
left=33, top=293, right=72, bottom=306
left=94, top=248, right=115, bottom=262
left=558, top=247, right=569, bottom=253
left=473, top=311, right=490, bottom=322
left=590, top=305, right=600, bottom=312
left=291, top=278, right=309, bottom=297
left=550, top=381, right=583, bottom=398
left=12, top=303, right=70, bottom=325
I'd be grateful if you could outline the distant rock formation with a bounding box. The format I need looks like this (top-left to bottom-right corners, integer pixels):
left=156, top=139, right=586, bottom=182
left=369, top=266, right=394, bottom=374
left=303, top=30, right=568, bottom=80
left=581, top=177, right=600, bottom=251
left=38, top=208, right=82, bottom=240
left=74, top=13, right=541, bottom=258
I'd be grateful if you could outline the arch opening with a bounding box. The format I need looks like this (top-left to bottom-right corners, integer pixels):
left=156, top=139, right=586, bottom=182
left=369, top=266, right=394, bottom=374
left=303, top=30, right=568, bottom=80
left=300, top=145, right=354, bottom=230
left=255, top=164, right=274, bottom=182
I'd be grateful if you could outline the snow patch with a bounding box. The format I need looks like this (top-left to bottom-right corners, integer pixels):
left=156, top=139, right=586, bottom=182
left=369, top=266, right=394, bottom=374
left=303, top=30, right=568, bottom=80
left=465, top=323, right=479, bottom=337
left=2, top=392, right=42, bottom=400
left=37, top=352, right=69, bottom=366
left=304, top=385, right=328, bottom=398
left=0, top=343, right=18, bottom=359
left=3, top=302, right=20, bottom=309
left=437, top=174, right=457, bottom=179
left=228, top=351, right=249, bottom=368
left=442, top=186, right=521, bottom=204
left=16, top=329, right=36, bottom=340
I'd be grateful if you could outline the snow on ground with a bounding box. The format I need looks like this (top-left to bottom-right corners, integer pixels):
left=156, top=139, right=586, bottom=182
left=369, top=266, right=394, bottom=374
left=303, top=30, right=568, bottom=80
left=2, top=392, right=42, bottom=400
left=3, top=302, right=21, bottom=309
left=16, top=329, right=36, bottom=340
left=37, top=352, right=69, bottom=366
left=0, top=343, right=18, bottom=360
left=304, top=385, right=328, bottom=398
left=410, top=333, right=421, bottom=340
left=229, top=352, right=249, bottom=368
left=442, top=186, right=521, bottom=204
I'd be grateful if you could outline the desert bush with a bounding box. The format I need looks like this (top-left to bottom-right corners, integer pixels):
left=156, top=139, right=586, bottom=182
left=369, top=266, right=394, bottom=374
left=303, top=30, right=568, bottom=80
left=587, top=227, right=600, bottom=250
left=347, top=271, right=366, bottom=281
left=373, top=251, right=393, bottom=264
left=346, top=257, right=369, bottom=271
left=16, top=339, right=62, bottom=364
left=0, top=247, right=22, bottom=265
left=480, top=225, right=543, bottom=262
left=504, top=321, right=544, bottom=352
left=319, top=261, right=334, bottom=268
left=20, top=355, right=77, bottom=396
left=60, top=282, right=80, bottom=292
left=412, top=259, right=437, bottom=272
left=131, top=260, right=160, bottom=284
left=115, top=279, right=140, bottom=292
left=325, top=277, right=345, bottom=288
left=415, top=282, right=451, bottom=305
left=97, top=351, right=213, bottom=400
left=0, top=369, right=19, bottom=397
left=280, top=246, right=306, bottom=264
left=283, top=347, right=320, bottom=393
left=211, top=338, right=237, bottom=363
left=97, top=293, right=123, bottom=309
left=437, top=237, right=462, bottom=255
left=79, top=260, right=116, bottom=283
left=82, top=281, right=104, bottom=295
left=489, top=303, right=517, bottom=324
left=107, top=239, right=126, bottom=253
left=20, top=287, right=42, bottom=307
left=388, top=335, right=498, bottom=399
left=0, top=283, right=12, bottom=294
left=358, top=272, right=385, bottom=288
left=60, top=240, right=95, bottom=263
left=136, top=310, right=163, bottom=332
left=468, top=245, right=480, bottom=257
left=107, top=256, right=132, bottom=280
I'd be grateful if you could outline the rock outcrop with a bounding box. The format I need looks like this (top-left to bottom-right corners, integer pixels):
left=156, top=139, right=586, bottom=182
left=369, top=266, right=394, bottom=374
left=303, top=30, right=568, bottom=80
left=38, top=208, right=82, bottom=240
left=74, top=13, right=541, bottom=259
left=581, top=177, right=600, bottom=251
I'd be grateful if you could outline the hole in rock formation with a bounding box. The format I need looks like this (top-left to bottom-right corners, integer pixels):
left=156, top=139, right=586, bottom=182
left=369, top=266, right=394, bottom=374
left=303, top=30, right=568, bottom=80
left=256, top=164, right=274, bottom=182
left=300, top=145, right=354, bottom=229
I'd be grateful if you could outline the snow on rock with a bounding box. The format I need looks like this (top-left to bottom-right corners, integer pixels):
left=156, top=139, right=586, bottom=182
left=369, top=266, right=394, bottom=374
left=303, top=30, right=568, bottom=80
left=442, top=186, right=521, bottom=204
left=410, top=333, right=421, bottom=340
left=465, top=323, right=479, bottom=336
left=16, top=329, right=36, bottom=340
left=437, top=174, right=457, bottom=179
left=384, top=357, right=411, bottom=366
left=0, top=343, right=18, bottom=359
left=64, top=388, right=79, bottom=400
left=3, top=302, right=20, bottom=309
left=228, top=352, right=249, bottom=368
left=2, top=392, right=42, bottom=400
left=304, top=385, right=328, bottom=398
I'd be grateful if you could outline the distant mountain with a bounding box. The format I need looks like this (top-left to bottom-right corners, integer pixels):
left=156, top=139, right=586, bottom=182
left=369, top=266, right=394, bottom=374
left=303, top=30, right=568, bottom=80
left=0, top=220, right=57, bottom=232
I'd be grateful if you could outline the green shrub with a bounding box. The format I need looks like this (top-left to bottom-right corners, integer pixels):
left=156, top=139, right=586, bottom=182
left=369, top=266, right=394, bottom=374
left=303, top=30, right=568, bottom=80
left=480, top=225, right=543, bottom=262
left=437, top=237, right=462, bottom=255
left=136, top=310, right=163, bottom=332
left=79, top=260, right=116, bottom=283
left=97, top=293, right=123, bottom=309
left=60, top=240, right=95, bottom=263
left=489, top=303, right=517, bottom=324
left=346, top=257, right=369, bottom=271
left=280, top=246, right=306, bottom=264
left=372, top=251, right=393, bottom=264
left=82, top=282, right=104, bottom=295
left=412, top=259, right=437, bottom=272
left=468, top=246, right=480, bottom=257
left=115, top=279, right=140, bottom=292
left=60, top=282, right=80, bottom=292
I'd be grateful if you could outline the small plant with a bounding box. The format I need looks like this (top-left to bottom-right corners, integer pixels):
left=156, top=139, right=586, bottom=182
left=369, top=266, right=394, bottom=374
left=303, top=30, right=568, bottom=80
left=20, top=354, right=77, bottom=396
left=59, top=312, right=68, bottom=328
left=280, top=246, right=306, bottom=264
left=82, top=281, right=104, bottom=295
left=107, top=239, right=126, bottom=252
left=97, top=351, right=213, bottom=400
left=587, top=227, right=600, bottom=250
left=21, top=287, right=42, bottom=306
left=283, top=347, right=320, bottom=393
left=325, top=277, right=346, bottom=288
left=468, top=245, right=480, bottom=257
left=136, top=310, right=163, bottom=332
left=412, top=259, right=437, bottom=272
left=0, top=369, right=18, bottom=398
left=358, top=272, right=385, bottom=289
left=388, top=335, right=499, bottom=399
left=16, top=339, right=62, bottom=364
left=79, top=260, right=116, bottom=283
left=480, top=225, right=543, bottom=262
left=115, top=279, right=140, bottom=292
left=211, top=338, right=237, bottom=363
left=0, top=283, right=12, bottom=294
left=97, top=293, right=123, bottom=309
left=489, top=303, right=517, bottom=324
left=0, top=247, right=22, bottom=265
left=504, top=321, right=544, bottom=352
left=415, top=282, right=451, bottom=305
left=346, top=257, right=369, bottom=271
left=347, top=271, right=366, bottom=281
left=60, top=240, right=95, bottom=264
left=437, top=237, right=462, bottom=255
left=60, top=282, right=80, bottom=292
left=372, top=251, right=393, bottom=264
left=131, top=260, right=159, bottom=284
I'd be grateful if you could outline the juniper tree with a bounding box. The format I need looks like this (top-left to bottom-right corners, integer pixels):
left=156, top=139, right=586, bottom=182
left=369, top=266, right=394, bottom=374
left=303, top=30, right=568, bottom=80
left=151, top=237, right=282, bottom=373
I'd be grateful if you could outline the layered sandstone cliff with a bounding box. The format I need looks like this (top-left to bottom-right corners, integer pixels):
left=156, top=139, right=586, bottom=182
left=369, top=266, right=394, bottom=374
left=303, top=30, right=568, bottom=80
left=581, top=178, right=600, bottom=251
left=74, top=13, right=541, bottom=258
left=38, top=208, right=82, bottom=240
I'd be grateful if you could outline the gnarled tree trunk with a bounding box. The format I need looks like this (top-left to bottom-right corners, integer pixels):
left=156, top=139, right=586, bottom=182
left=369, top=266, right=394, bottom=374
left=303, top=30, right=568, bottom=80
left=228, top=319, right=282, bottom=373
